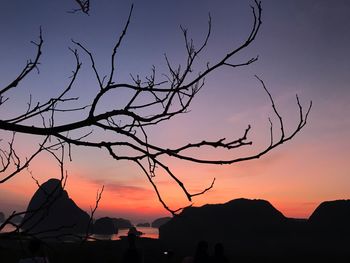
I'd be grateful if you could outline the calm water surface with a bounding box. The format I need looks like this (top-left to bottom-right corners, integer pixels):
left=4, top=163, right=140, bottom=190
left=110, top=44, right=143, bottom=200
left=0, top=224, right=159, bottom=239
left=91, top=227, right=159, bottom=240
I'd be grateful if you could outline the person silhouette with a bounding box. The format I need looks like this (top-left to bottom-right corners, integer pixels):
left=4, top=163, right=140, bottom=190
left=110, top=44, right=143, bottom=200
left=128, top=226, right=143, bottom=237
left=18, top=239, right=50, bottom=263
left=193, top=240, right=211, bottom=263
left=213, top=243, right=229, bottom=263
left=121, top=232, right=143, bottom=263
left=182, top=240, right=211, bottom=263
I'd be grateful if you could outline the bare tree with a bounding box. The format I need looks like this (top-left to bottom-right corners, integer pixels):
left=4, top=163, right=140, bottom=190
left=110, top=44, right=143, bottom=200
left=71, top=0, right=90, bottom=14
left=0, top=1, right=311, bottom=215
left=0, top=139, right=104, bottom=242
left=0, top=139, right=66, bottom=233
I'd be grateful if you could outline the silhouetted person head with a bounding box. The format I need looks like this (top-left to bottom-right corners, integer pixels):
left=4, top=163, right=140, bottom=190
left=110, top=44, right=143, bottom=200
left=128, top=226, right=142, bottom=237
left=194, top=240, right=210, bottom=263
left=213, top=242, right=229, bottom=263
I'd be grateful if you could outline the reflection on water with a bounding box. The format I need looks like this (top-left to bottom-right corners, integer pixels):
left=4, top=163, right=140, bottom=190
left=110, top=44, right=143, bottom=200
left=92, top=227, right=159, bottom=240
left=0, top=224, right=16, bottom=233
left=0, top=225, right=159, bottom=240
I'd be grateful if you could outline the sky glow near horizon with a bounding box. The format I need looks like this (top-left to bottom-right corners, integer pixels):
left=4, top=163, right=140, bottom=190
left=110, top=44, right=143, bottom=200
left=0, top=0, right=349, bottom=223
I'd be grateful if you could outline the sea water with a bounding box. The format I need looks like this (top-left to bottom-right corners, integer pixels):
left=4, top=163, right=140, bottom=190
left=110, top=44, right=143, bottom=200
left=0, top=224, right=159, bottom=240
left=91, top=227, right=159, bottom=240
left=0, top=224, right=16, bottom=233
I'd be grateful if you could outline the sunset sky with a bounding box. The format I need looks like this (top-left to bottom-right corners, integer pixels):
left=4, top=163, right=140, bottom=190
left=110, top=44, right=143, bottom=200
left=0, top=0, right=349, bottom=223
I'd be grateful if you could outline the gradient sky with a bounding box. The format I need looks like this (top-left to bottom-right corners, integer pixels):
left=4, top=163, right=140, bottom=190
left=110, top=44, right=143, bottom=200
left=0, top=0, right=349, bottom=223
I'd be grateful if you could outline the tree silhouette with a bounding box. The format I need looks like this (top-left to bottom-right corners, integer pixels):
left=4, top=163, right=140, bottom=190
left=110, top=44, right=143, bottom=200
left=0, top=1, right=311, bottom=215
left=72, top=0, right=90, bottom=14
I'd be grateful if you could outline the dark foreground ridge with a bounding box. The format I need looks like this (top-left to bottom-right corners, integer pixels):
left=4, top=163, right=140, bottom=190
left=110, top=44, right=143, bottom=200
left=158, top=198, right=350, bottom=262
left=161, top=198, right=350, bottom=242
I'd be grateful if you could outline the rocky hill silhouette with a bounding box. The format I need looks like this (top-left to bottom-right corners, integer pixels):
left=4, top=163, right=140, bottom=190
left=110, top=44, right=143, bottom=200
left=93, top=217, right=118, bottom=234
left=151, top=217, right=171, bottom=228
left=309, top=199, right=350, bottom=235
left=92, top=217, right=135, bottom=234
left=21, top=178, right=90, bottom=236
left=160, top=198, right=287, bottom=245
left=159, top=198, right=350, bottom=261
left=112, top=218, right=133, bottom=229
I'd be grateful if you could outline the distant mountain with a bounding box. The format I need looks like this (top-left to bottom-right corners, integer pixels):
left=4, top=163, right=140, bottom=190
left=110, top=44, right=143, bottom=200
left=136, top=222, right=150, bottom=227
left=21, top=178, right=90, bottom=236
left=9, top=215, right=23, bottom=224
left=309, top=199, right=350, bottom=235
left=112, top=218, right=133, bottom=229
left=0, top=212, right=4, bottom=222
left=151, top=217, right=171, bottom=228
left=160, top=198, right=287, bottom=244
left=93, top=217, right=118, bottom=235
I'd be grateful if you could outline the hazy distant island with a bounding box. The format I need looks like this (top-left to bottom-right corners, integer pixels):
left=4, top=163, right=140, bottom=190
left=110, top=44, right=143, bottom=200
left=0, top=212, right=23, bottom=224
left=1, top=178, right=349, bottom=262
left=112, top=218, right=133, bottom=229
left=151, top=217, right=171, bottom=228
left=0, top=212, right=4, bottom=222
left=136, top=222, right=150, bottom=227
left=9, top=215, right=23, bottom=224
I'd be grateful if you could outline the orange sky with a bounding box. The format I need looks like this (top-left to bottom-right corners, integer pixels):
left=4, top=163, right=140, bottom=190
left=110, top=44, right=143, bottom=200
left=1, top=118, right=349, bottom=223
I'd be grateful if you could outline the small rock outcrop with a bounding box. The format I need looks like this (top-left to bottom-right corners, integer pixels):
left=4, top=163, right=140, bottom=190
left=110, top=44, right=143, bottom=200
left=136, top=222, right=150, bottom=227
left=21, top=178, right=90, bottom=236
left=151, top=217, right=171, bottom=228
left=112, top=218, right=133, bottom=229
left=93, top=217, right=118, bottom=235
